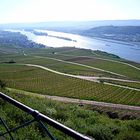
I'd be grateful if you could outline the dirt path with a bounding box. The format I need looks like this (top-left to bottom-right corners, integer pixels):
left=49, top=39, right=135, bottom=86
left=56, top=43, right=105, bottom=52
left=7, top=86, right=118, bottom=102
left=24, top=63, right=140, bottom=91
left=45, top=95, right=140, bottom=111
left=34, top=56, right=126, bottom=77
left=76, top=75, right=140, bottom=83
left=56, top=52, right=140, bottom=71
left=8, top=88, right=140, bottom=111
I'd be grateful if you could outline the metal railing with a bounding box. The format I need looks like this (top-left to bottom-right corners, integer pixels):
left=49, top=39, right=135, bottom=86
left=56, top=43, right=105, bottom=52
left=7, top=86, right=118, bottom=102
left=0, top=92, right=93, bottom=140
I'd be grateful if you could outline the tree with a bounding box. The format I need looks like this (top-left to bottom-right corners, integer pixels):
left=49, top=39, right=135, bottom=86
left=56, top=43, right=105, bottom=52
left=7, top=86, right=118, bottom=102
left=0, top=80, right=6, bottom=89
left=8, top=59, right=16, bottom=63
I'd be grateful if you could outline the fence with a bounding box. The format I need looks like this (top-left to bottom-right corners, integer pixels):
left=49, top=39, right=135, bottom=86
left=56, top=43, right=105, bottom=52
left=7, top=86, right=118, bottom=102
left=0, top=92, right=92, bottom=140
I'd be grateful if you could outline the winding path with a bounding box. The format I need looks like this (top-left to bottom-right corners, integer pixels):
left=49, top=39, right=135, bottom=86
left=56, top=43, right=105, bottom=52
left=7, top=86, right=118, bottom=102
left=41, top=95, right=140, bottom=111
left=23, top=63, right=140, bottom=91
left=34, top=56, right=126, bottom=77
left=8, top=88, right=140, bottom=111
left=56, top=51, right=140, bottom=71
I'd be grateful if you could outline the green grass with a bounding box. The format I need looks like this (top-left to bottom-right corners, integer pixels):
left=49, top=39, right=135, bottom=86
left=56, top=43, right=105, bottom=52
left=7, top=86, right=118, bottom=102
left=24, top=47, right=140, bottom=80
left=0, top=52, right=118, bottom=78
left=0, top=91, right=140, bottom=140
left=18, top=56, right=117, bottom=77
left=101, top=79, right=140, bottom=89
left=0, top=46, right=140, bottom=103
left=0, top=64, right=140, bottom=106
left=1, top=46, right=140, bottom=80
left=1, top=35, right=140, bottom=140
left=65, top=57, right=140, bottom=80
left=52, top=47, right=140, bottom=68
left=0, top=46, right=140, bottom=106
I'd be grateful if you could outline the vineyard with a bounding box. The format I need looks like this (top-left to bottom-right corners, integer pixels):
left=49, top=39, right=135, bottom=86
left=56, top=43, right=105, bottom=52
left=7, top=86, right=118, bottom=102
left=102, top=79, right=140, bottom=89
left=1, top=46, right=140, bottom=79
left=0, top=47, right=140, bottom=106
left=19, top=56, right=118, bottom=77
left=0, top=64, right=139, bottom=106
left=63, top=56, right=140, bottom=80
left=0, top=30, right=140, bottom=140
left=1, top=91, right=140, bottom=140
left=25, top=47, right=140, bottom=80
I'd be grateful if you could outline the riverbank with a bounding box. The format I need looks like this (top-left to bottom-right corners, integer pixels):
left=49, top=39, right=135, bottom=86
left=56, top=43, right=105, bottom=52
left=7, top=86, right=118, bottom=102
left=6, top=29, right=140, bottom=63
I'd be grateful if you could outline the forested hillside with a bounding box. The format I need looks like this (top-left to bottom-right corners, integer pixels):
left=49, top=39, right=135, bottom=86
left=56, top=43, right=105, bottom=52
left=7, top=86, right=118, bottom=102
left=81, top=26, right=140, bottom=42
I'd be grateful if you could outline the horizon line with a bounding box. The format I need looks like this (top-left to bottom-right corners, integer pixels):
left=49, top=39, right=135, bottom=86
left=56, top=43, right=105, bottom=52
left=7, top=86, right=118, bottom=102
left=0, top=19, right=140, bottom=25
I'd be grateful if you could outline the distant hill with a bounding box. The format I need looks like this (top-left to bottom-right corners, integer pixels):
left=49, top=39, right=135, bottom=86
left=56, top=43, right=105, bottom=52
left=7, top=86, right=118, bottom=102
left=1, top=20, right=140, bottom=42
left=85, top=26, right=140, bottom=35
left=1, top=20, right=140, bottom=31
left=80, top=26, right=140, bottom=42
left=0, top=31, right=45, bottom=48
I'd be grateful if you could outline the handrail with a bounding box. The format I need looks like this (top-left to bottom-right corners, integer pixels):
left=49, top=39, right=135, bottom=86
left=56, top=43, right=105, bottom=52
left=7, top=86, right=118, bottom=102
left=0, top=92, right=93, bottom=140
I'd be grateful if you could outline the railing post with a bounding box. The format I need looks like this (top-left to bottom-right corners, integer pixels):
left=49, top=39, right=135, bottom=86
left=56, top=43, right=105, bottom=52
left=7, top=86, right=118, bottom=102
left=0, top=92, right=93, bottom=140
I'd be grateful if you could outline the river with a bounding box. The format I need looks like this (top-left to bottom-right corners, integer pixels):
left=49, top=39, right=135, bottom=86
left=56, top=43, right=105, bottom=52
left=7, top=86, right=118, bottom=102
left=8, top=29, right=140, bottom=63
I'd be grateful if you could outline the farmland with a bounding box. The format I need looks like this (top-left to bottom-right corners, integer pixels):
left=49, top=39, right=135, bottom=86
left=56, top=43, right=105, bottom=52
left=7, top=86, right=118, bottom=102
left=100, top=79, right=140, bottom=89
left=0, top=63, right=140, bottom=106
left=1, top=91, right=140, bottom=140
left=24, top=47, right=140, bottom=80
left=0, top=40, right=140, bottom=140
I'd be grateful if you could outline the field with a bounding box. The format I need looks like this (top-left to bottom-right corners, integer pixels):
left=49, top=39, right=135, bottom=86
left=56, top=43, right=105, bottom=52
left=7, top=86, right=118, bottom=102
left=0, top=46, right=140, bottom=104
left=25, top=47, right=140, bottom=80
left=0, top=63, right=140, bottom=106
left=0, top=44, right=140, bottom=140
left=100, top=79, right=140, bottom=89
left=0, top=91, right=140, bottom=140
left=69, top=58, right=140, bottom=80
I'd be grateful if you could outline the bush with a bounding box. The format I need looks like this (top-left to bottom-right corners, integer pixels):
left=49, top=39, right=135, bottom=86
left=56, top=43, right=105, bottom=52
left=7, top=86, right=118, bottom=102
left=0, top=80, right=6, bottom=89
left=127, top=120, right=140, bottom=131
left=121, top=115, right=136, bottom=120
left=8, top=59, right=16, bottom=63
left=106, top=111, right=119, bottom=119
left=1, top=91, right=140, bottom=140
left=115, top=131, right=140, bottom=140
left=86, top=124, right=114, bottom=140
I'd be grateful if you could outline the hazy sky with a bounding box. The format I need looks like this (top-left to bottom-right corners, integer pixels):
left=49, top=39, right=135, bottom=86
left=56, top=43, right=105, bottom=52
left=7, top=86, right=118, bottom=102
left=0, top=0, right=140, bottom=23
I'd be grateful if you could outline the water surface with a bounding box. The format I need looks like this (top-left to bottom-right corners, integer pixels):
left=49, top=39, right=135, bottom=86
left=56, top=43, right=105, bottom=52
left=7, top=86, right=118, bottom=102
left=8, top=29, right=140, bottom=63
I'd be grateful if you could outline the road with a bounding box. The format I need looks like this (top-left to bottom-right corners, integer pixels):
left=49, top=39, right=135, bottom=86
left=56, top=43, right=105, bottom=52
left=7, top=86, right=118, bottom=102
left=7, top=88, right=140, bottom=111
left=34, top=56, right=126, bottom=77
left=23, top=63, right=140, bottom=91
left=56, top=52, right=140, bottom=71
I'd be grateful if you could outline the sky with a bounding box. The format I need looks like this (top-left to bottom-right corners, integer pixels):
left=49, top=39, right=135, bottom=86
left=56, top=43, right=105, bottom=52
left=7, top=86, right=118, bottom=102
left=0, top=0, right=140, bottom=24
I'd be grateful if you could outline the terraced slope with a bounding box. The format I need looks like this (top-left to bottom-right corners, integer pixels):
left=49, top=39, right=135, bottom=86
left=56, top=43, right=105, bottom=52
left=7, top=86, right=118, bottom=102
left=0, top=64, right=139, bottom=106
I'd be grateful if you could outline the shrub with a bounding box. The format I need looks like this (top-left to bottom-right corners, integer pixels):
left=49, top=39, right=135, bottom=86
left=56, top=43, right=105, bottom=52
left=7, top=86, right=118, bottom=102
left=115, top=131, right=140, bottom=140
left=0, top=80, right=6, bottom=89
left=86, top=124, right=114, bottom=140
left=106, top=111, right=119, bottom=119
left=8, top=59, right=16, bottom=63
left=127, top=120, right=140, bottom=131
